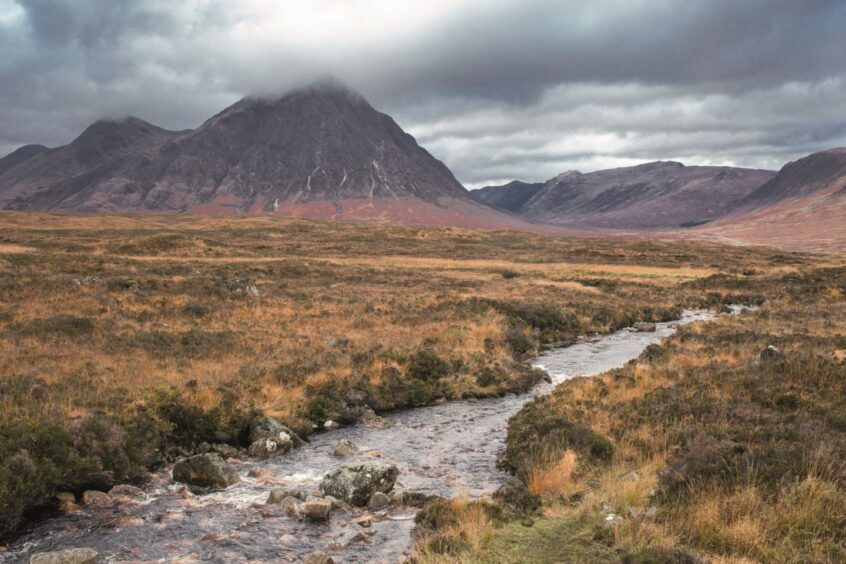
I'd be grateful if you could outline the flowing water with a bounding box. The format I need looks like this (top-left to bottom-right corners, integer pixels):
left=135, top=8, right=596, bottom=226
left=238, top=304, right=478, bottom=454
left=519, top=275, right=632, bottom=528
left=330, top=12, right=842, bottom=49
left=3, top=309, right=728, bottom=563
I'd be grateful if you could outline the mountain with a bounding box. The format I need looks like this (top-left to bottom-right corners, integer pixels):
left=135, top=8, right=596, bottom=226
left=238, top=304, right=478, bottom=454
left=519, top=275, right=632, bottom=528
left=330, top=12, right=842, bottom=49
left=474, top=162, right=775, bottom=230
left=697, top=148, right=846, bottom=252
left=471, top=180, right=544, bottom=213
left=0, top=80, right=529, bottom=229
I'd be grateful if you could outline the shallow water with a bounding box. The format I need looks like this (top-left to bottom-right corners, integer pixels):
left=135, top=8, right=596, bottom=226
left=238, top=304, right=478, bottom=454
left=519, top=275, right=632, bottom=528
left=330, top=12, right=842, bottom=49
left=3, top=309, right=726, bottom=563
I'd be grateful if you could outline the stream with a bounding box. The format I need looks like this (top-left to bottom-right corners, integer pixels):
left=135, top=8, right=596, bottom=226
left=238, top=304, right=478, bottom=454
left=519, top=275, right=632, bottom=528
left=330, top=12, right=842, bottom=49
left=2, top=309, right=728, bottom=563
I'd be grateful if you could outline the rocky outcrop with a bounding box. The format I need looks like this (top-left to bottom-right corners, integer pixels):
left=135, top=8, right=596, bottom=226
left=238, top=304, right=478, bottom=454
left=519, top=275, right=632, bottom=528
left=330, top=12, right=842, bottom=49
left=319, top=461, right=399, bottom=506
left=29, top=548, right=98, bottom=564
left=172, top=453, right=240, bottom=489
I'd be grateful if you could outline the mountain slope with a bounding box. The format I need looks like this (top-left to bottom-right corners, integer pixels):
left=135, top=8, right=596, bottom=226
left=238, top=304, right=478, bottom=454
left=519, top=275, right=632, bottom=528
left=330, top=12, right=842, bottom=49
left=471, top=180, right=544, bottom=213
left=0, top=81, right=529, bottom=229
left=493, top=162, right=775, bottom=230
left=697, top=148, right=846, bottom=252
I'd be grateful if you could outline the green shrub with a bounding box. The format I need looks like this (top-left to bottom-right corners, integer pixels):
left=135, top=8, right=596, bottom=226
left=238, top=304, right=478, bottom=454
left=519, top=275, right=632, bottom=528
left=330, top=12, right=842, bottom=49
left=406, top=349, right=451, bottom=381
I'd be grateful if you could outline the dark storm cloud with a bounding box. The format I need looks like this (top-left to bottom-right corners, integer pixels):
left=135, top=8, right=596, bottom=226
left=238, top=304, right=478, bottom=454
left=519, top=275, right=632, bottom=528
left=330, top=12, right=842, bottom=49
left=1, top=0, right=845, bottom=186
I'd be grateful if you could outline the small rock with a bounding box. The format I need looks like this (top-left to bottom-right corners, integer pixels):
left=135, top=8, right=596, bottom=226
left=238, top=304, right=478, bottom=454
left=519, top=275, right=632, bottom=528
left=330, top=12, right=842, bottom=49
left=303, top=496, right=333, bottom=522
left=352, top=515, right=373, bottom=528
left=30, top=548, right=98, bottom=564
left=320, top=461, right=399, bottom=506
left=632, top=322, right=657, bottom=332
left=172, top=453, right=240, bottom=489
left=247, top=434, right=292, bottom=459
left=332, top=438, right=358, bottom=457
left=628, top=507, right=644, bottom=519
left=604, top=513, right=624, bottom=525
left=282, top=498, right=304, bottom=520
left=645, top=507, right=658, bottom=518
left=248, top=468, right=269, bottom=479
left=55, top=492, right=76, bottom=504
left=347, top=530, right=374, bottom=546
left=267, top=488, right=308, bottom=503
left=82, top=490, right=113, bottom=508
left=245, top=284, right=260, bottom=297
left=303, top=551, right=334, bottom=564
left=600, top=501, right=613, bottom=513
left=368, top=491, right=390, bottom=510
left=359, top=407, right=389, bottom=429
left=324, top=420, right=340, bottom=430
left=109, top=484, right=146, bottom=501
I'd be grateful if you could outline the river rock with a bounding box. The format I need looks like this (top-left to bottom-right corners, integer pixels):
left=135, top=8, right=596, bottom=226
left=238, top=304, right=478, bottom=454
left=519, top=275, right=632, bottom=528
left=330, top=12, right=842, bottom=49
left=30, top=547, right=98, bottom=564
left=632, top=322, right=657, bottom=332
left=332, top=438, right=358, bottom=457
left=359, top=407, right=389, bottom=429
left=303, top=551, right=334, bottom=564
left=267, top=487, right=308, bottom=503
left=172, top=453, right=240, bottom=489
left=320, top=461, right=399, bottom=506
left=368, top=491, right=390, bottom=510
left=324, top=419, right=340, bottom=430
left=109, top=484, right=146, bottom=501
left=247, top=435, right=292, bottom=459
left=82, top=490, right=113, bottom=508
left=303, top=496, right=333, bottom=521
left=249, top=416, right=304, bottom=447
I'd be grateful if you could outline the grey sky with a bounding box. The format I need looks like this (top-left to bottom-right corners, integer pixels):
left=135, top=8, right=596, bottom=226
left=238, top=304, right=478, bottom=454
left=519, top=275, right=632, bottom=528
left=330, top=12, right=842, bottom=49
left=1, top=0, right=845, bottom=188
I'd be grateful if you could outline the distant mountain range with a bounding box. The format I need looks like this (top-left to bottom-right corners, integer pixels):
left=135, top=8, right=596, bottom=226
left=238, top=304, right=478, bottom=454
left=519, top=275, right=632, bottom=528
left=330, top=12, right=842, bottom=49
left=471, top=162, right=776, bottom=230
left=0, top=80, right=527, bottom=229
left=1, top=79, right=844, bottom=251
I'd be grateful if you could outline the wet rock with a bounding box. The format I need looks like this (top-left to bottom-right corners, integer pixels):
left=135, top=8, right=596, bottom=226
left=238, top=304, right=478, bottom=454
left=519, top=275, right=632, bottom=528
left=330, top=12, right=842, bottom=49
left=332, top=438, right=358, bottom=457
left=198, top=442, right=240, bottom=458
left=55, top=492, right=81, bottom=513
left=267, top=487, right=308, bottom=504
left=303, top=551, right=335, bottom=564
left=368, top=491, right=390, bottom=510
left=82, top=490, right=113, bottom=508
left=247, top=434, right=292, bottom=459
left=303, top=496, right=333, bottom=522
left=359, top=407, right=389, bottom=429
left=352, top=515, right=374, bottom=528
left=109, top=484, right=146, bottom=501
left=324, top=420, right=340, bottom=430
left=172, top=453, right=240, bottom=489
left=390, top=490, right=431, bottom=508
left=347, top=530, right=374, bottom=546
left=632, top=322, right=657, bottom=332
left=280, top=498, right=304, bottom=520
left=249, top=416, right=304, bottom=447
left=320, top=461, right=399, bottom=506
left=30, top=547, right=98, bottom=564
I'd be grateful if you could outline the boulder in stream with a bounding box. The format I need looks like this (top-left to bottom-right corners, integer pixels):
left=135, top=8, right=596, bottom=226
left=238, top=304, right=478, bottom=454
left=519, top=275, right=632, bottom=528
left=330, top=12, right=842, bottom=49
left=172, top=453, right=240, bottom=489
left=303, top=552, right=335, bottom=564
left=303, top=496, right=333, bottom=521
left=30, top=547, right=98, bottom=564
left=249, top=416, right=304, bottom=447
left=247, top=435, right=292, bottom=459
left=109, top=484, right=146, bottom=502
left=81, top=490, right=113, bottom=508
left=632, top=322, right=657, bottom=332
left=267, top=487, right=308, bottom=503
left=332, top=438, right=358, bottom=457
left=320, top=461, right=399, bottom=506
left=367, top=491, right=390, bottom=510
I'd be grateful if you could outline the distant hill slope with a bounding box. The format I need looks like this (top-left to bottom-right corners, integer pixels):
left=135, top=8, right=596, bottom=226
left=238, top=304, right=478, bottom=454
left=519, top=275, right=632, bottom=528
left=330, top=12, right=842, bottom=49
left=697, top=148, right=846, bottom=253
left=0, top=80, right=531, bottom=229
left=475, top=162, right=775, bottom=230
left=471, top=180, right=544, bottom=213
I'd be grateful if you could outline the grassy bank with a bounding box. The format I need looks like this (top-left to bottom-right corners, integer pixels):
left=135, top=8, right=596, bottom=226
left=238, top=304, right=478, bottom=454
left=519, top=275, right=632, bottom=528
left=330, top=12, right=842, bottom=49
left=412, top=266, right=846, bottom=562
left=0, top=212, right=817, bottom=538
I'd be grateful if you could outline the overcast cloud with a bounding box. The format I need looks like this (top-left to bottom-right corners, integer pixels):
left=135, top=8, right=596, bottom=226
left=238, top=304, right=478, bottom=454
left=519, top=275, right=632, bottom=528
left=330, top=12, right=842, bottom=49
left=1, top=0, right=845, bottom=187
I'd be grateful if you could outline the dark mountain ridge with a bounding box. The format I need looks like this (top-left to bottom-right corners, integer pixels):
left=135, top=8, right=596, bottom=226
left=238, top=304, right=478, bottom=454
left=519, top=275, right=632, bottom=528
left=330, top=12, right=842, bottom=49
left=0, top=80, right=527, bottom=229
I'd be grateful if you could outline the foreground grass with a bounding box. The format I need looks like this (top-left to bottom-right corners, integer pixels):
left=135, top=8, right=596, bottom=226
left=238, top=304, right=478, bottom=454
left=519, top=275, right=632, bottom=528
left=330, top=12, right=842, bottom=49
left=413, top=266, right=846, bottom=563
left=0, top=212, right=820, bottom=539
